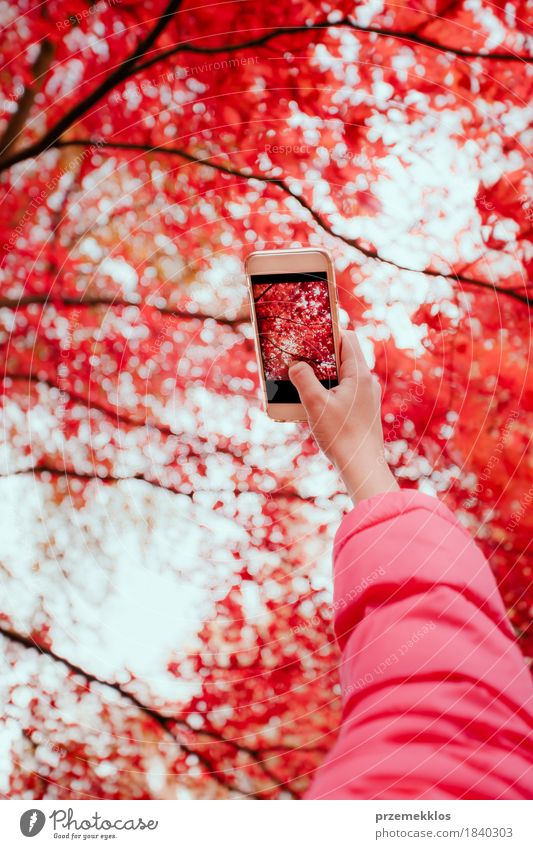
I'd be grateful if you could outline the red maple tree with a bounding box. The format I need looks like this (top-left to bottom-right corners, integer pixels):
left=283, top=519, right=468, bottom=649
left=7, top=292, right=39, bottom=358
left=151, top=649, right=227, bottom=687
left=253, top=279, right=337, bottom=380
left=0, top=0, right=531, bottom=799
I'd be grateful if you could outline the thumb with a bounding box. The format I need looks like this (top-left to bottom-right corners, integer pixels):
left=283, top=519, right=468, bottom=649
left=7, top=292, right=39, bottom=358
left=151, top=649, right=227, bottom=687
left=288, top=361, right=327, bottom=413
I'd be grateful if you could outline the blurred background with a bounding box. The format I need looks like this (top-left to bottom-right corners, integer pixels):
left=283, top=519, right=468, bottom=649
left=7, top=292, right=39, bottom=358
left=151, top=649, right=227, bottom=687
left=0, top=0, right=531, bottom=799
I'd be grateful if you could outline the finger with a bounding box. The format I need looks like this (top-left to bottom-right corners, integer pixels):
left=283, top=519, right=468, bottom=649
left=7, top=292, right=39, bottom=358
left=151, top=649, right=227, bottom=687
left=288, top=361, right=327, bottom=412
left=339, top=330, right=371, bottom=382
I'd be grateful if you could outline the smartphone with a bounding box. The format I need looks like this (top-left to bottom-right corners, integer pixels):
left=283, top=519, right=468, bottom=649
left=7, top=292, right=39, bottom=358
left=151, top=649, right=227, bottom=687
left=244, top=248, right=341, bottom=422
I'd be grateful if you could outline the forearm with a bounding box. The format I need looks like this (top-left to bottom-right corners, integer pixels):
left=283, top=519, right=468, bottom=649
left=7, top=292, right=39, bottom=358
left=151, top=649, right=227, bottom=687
left=338, top=451, right=399, bottom=505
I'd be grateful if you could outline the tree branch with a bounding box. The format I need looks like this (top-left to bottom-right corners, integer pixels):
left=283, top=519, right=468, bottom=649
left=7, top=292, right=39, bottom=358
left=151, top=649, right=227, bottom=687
left=55, top=139, right=531, bottom=306
left=255, top=311, right=330, bottom=329
left=3, top=465, right=310, bottom=506
left=0, top=39, right=55, bottom=165
left=262, top=335, right=324, bottom=369
left=5, top=370, right=257, bottom=459
left=0, top=624, right=300, bottom=797
left=132, top=17, right=533, bottom=78
left=0, top=293, right=248, bottom=328
left=5, top=368, right=305, bottom=495
left=5, top=464, right=195, bottom=497
left=0, top=623, right=262, bottom=798
left=6, top=360, right=256, bottom=422
left=0, top=0, right=184, bottom=172
left=0, top=14, right=527, bottom=176
left=252, top=282, right=277, bottom=303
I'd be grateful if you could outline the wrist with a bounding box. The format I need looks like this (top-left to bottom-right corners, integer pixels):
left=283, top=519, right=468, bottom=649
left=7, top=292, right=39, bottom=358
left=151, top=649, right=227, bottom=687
left=337, top=453, right=399, bottom=505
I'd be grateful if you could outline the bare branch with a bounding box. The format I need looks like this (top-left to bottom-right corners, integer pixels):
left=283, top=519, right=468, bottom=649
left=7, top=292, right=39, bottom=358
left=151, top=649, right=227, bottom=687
left=252, top=282, right=277, bottom=303
left=255, top=311, right=331, bottom=329
left=4, top=370, right=327, bottom=505
left=0, top=624, right=300, bottom=797
left=132, top=17, right=533, bottom=77
left=0, top=623, right=260, bottom=798
left=55, top=140, right=531, bottom=306
left=0, top=0, right=184, bottom=172
left=6, top=368, right=255, bottom=444
left=0, top=39, right=55, bottom=164
left=0, top=14, right=527, bottom=176
left=4, top=368, right=295, bottom=488
left=3, top=465, right=310, bottom=506
left=262, top=334, right=324, bottom=369
left=0, top=293, right=248, bottom=328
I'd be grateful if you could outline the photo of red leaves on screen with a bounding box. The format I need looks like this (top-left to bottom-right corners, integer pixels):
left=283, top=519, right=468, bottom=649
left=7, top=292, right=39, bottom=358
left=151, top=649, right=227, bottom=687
left=253, top=279, right=337, bottom=381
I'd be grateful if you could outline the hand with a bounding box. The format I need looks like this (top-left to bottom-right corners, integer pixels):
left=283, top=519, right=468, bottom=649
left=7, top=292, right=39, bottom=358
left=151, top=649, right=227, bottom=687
left=288, top=330, right=399, bottom=504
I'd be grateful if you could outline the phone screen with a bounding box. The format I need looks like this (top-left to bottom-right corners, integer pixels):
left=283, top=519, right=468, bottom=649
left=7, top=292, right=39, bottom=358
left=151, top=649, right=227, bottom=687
left=250, top=271, right=338, bottom=404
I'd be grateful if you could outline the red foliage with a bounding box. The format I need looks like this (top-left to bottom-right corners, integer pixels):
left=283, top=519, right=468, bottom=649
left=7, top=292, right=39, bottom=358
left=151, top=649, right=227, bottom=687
left=253, top=279, right=337, bottom=380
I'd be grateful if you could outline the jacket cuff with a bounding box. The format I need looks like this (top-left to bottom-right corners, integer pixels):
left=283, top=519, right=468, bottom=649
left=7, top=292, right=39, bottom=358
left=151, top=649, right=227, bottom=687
left=333, top=488, right=471, bottom=560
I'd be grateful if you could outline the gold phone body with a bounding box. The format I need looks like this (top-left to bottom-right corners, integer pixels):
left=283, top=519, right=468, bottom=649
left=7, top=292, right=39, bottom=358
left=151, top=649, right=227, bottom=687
left=244, top=248, right=341, bottom=422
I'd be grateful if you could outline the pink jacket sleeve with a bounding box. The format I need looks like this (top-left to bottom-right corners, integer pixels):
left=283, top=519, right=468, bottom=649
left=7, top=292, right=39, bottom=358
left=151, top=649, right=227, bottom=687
left=306, top=490, right=533, bottom=799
